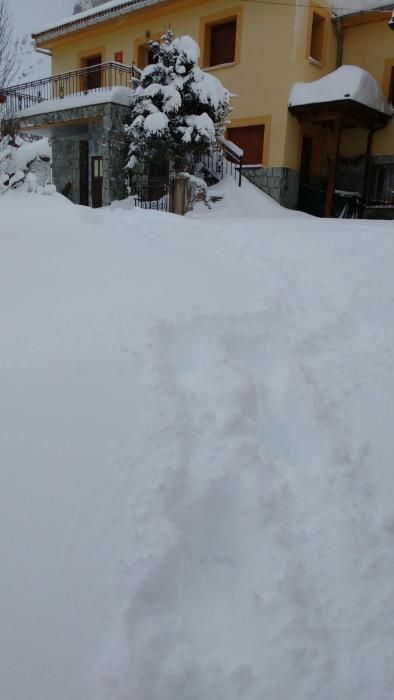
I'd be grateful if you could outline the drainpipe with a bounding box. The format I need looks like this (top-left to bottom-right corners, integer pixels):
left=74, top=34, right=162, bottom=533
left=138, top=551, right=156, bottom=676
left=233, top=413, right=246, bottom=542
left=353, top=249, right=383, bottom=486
left=360, top=124, right=385, bottom=216
left=334, top=17, right=344, bottom=68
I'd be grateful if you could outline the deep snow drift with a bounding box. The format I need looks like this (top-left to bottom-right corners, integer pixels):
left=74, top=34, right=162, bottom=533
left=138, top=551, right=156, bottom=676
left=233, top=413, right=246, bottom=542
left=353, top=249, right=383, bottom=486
left=1, top=180, right=394, bottom=700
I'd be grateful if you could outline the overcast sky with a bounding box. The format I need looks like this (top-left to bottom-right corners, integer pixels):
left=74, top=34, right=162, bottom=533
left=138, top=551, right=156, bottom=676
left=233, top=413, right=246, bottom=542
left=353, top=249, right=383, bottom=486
left=15, top=0, right=72, bottom=37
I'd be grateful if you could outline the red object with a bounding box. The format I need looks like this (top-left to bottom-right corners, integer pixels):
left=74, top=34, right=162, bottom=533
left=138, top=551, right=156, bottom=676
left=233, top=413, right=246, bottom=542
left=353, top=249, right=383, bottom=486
left=114, top=51, right=124, bottom=63
left=0, top=94, right=6, bottom=104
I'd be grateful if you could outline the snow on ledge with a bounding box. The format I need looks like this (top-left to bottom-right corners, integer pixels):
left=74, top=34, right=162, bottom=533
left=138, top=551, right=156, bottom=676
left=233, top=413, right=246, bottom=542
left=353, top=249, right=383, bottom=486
left=18, top=87, right=133, bottom=119
left=289, top=65, right=391, bottom=116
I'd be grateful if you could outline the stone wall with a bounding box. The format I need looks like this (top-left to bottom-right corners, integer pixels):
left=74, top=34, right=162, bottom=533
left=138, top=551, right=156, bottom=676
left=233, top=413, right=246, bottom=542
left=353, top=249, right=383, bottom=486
left=242, top=166, right=299, bottom=210
left=52, top=136, right=81, bottom=204
left=19, top=100, right=130, bottom=207
left=104, top=104, right=130, bottom=205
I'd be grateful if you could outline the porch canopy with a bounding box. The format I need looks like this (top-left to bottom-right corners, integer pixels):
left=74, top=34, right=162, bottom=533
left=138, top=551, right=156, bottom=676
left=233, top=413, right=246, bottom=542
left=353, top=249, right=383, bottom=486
left=288, top=66, right=391, bottom=216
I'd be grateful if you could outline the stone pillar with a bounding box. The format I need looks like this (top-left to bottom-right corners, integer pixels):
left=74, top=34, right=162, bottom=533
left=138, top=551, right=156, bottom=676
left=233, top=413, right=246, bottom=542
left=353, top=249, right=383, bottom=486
left=170, top=173, right=189, bottom=215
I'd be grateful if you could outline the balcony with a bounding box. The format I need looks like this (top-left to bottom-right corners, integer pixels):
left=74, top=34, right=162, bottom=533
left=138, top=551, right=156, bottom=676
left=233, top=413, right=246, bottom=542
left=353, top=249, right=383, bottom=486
left=1, top=62, right=140, bottom=118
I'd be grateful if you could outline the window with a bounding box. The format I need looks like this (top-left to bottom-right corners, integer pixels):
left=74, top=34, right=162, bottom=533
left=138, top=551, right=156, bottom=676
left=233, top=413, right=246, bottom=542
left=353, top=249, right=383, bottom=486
left=92, top=157, right=103, bottom=179
left=137, top=43, right=156, bottom=69
left=200, top=7, right=243, bottom=68
left=227, top=124, right=265, bottom=165
left=389, top=66, right=394, bottom=105
left=382, top=58, right=394, bottom=106
left=207, top=19, right=237, bottom=67
left=309, top=12, right=325, bottom=64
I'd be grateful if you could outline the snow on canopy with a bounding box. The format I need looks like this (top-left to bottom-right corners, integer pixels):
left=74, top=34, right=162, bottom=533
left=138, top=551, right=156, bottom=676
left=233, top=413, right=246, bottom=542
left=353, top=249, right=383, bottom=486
left=289, top=65, right=391, bottom=115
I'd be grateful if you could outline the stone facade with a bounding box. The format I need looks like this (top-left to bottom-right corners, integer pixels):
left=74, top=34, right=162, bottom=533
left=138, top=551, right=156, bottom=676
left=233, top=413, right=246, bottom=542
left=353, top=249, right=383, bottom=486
left=242, top=166, right=299, bottom=209
left=19, top=101, right=130, bottom=207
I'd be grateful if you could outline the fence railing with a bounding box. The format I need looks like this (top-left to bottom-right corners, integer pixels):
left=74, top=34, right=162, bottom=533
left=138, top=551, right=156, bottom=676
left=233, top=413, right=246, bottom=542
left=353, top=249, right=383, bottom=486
left=133, top=178, right=171, bottom=212
left=200, top=137, right=243, bottom=187
left=1, top=62, right=140, bottom=116
left=366, top=162, right=394, bottom=208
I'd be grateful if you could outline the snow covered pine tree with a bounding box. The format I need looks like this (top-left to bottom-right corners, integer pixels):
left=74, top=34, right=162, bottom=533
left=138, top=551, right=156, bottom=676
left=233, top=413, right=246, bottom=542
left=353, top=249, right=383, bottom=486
left=125, top=31, right=231, bottom=175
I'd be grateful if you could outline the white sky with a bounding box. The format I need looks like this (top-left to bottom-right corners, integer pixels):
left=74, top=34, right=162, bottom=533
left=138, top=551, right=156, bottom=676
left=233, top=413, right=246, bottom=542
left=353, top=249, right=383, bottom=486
left=14, top=0, right=71, bottom=37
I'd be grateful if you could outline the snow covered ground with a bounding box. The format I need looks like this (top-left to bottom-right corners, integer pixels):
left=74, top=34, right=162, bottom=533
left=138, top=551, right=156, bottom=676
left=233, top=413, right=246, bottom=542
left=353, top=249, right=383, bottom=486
left=1, top=179, right=394, bottom=700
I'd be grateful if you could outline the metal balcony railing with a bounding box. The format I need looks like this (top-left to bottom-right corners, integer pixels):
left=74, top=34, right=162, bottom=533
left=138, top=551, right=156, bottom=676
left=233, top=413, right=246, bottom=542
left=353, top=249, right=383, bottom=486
left=0, top=62, right=140, bottom=117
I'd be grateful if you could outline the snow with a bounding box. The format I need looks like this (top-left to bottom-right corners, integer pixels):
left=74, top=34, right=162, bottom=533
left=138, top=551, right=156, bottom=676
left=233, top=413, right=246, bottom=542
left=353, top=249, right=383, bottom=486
left=144, top=111, right=169, bottom=134
left=221, top=137, right=244, bottom=158
left=191, top=68, right=230, bottom=110
left=289, top=65, right=391, bottom=115
left=182, top=113, right=215, bottom=143
left=172, top=35, right=201, bottom=64
left=18, top=87, right=134, bottom=118
left=1, top=178, right=394, bottom=700
left=4, top=138, right=51, bottom=172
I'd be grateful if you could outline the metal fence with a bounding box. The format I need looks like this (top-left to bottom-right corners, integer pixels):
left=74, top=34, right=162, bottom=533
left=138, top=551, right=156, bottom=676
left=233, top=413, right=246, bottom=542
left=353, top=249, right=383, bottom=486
left=1, top=62, right=140, bottom=116
left=133, top=179, right=171, bottom=212
left=366, top=162, right=394, bottom=208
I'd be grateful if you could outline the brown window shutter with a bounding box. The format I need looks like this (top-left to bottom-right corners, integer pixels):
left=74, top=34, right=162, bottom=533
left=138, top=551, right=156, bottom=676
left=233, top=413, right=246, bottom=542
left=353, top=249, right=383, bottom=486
left=227, top=125, right=265, bottom=166
left=209, top=20, right=237, bottom=67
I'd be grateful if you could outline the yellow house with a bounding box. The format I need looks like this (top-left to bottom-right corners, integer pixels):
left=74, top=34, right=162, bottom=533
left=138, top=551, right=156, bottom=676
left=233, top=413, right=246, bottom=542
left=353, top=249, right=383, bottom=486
left=5, top=0, right=394, bottom=216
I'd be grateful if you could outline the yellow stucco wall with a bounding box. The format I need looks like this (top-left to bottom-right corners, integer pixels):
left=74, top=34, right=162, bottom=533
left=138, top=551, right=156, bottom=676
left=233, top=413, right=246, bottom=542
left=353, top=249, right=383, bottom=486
left=282, top=2, right=338, bottom=170
left=40, top=0, right=334, bottom=168
left=340, top=19, right=394, bottom=157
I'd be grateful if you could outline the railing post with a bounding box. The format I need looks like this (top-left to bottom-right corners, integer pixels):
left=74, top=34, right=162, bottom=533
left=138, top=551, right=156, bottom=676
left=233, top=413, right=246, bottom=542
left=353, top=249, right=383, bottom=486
left=239, top=155, right=243, bottom=187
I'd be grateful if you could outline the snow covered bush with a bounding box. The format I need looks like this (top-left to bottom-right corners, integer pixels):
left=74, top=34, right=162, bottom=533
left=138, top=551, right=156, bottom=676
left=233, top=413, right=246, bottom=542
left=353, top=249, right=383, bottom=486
left=0, top=134, right=51, bottom=193
left=125, top=31, right=231, bottom=174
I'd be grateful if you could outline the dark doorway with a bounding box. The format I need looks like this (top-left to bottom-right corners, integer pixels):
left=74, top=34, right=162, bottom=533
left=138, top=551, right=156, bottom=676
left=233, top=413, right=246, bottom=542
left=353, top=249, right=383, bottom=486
left=299, top=135, right=313, bottom=186
left=85, top=55, right=102, bottom=91
left=137, top=43, right=156, bottom=69
left=227, top=125, right=265, bottom=165
left=297, top=135, right=324, bottom=216
left=79, top=140, right=89, bottom=206
left=147, top=159, right=169, bottom=201
left=91, top=156, right=103, bottom=208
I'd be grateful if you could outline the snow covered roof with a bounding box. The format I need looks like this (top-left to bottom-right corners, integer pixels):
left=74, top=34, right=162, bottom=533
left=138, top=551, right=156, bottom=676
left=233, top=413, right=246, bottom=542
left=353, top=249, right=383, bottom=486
left=289, top=66, right=391, bottom=116
left=33, top=0, right=163, bottom=44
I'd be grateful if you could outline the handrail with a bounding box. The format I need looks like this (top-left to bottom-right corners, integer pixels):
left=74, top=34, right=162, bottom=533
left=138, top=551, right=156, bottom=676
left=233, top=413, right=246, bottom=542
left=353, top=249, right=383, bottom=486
left=201, top=137, right=243, bottom=187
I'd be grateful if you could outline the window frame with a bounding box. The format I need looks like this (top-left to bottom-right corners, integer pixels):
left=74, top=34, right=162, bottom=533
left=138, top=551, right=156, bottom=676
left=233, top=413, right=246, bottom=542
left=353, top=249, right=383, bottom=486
left=226, top=115, right=271, bottom=167
left=200, top=6, right=244, bottom=69
left=133, top=33, right=161, bottom=69
left=305, top=7, right=329, bottom=67
left=382, top=58, right=394, bottom=107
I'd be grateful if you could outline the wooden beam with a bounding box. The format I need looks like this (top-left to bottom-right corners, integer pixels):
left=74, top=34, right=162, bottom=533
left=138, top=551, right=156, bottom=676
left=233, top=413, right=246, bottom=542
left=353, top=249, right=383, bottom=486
left=324, top=118, right=342, bottom=218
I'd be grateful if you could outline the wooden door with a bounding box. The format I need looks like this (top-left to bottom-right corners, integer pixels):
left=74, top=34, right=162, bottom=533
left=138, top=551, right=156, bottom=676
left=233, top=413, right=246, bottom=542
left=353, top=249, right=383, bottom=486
left=91, top=156, right=103, bottom=208
left=227, top=125, right=265, bottom=165
left=86, top=55, right=102, bottom=91
left=79, top=141, right=89, bottom=206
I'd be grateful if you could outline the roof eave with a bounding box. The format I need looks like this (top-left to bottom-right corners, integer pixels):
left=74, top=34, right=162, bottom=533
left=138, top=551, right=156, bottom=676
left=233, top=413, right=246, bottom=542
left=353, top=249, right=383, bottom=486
left=331, top=3, right=394, bottom=24
left=33, top=0, right=163, bottom=45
